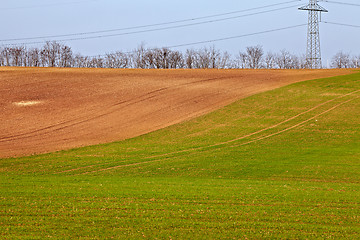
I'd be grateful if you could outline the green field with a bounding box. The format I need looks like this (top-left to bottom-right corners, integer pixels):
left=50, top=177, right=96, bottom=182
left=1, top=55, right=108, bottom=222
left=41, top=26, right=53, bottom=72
left=1, top=71, right=360, bottom=239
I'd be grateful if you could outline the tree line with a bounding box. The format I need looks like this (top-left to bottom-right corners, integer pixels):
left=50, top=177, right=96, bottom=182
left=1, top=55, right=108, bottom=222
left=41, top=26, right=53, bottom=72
left=0, top=41, right=359, bottom=69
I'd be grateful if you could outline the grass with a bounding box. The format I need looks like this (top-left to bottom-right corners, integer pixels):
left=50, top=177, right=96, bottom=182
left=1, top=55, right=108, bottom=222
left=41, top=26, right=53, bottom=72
left=1, top=71, right=360, bottom=239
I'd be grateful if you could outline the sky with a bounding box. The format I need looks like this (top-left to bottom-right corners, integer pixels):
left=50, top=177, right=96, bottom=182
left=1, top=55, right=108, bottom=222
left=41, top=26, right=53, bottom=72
left=1, top=0, right=359, bottom=67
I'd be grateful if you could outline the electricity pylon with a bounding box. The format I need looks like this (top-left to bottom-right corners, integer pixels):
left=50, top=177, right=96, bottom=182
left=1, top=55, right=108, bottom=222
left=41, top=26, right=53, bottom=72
left=299, top=0, right=328, bottom=69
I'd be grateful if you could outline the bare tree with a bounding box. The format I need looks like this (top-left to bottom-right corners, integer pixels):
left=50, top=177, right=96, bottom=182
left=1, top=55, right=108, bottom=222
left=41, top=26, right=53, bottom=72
left=0, top=48, right=5, bottom=66
left=292, top=56, right=299, bottom=69
left=10, top=47, right=23, bottom=67
left=86, top=57, right=96, bottom=68
left=195, top=47, right=211, bottom=69
left=88, top=56, right=104, bottom=68
left=264, top=52, right=276, bottom=69
left=218, top=51, right=231, bottom=69
left=132, top=43, right=147, bottom=68
left=72, top=54, right=84, bottom=68
left=161, top=48, right=171, bottom=69
left=168, top=50, right=184, bottom=69
left=351, top=55, right=360, bottom=68
left=153, top=48, right=171, bottom=69
left=28, top=48, right=41, bottom=67
left=236, top=51, right=248, bottom=69
left=298, top=54, right=307, bottom=69
left=143, top=49, right=155, bottom=69
left=41, top=41, right=61, bottom=67
left=115, top=51, right=131, bottom=68
left=59, top=45, right=73, bottom=68
left=331, top=51, right=351, bottom=68
left=22, top=47, right=30, bottom=67
left=81, top=56, right=90, bottom=68
left=275, top=50, right=292, bottom=69
left=209, top=46, right=220, bottom=69
left=246, top=45, right=264, bottom=69
left=105, top=53, right=115, bottom=68
left=4, top=47, right=12, bottom=66
left=105, top=52, right=129, bottom=69
left=185, top=49, right=196, bottom=69
left=185, top=47, right=227, bottom=69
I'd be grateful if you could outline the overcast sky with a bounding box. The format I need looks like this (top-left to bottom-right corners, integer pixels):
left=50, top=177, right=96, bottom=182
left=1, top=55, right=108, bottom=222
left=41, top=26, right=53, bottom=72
left=1, top=0, right=359, bottom=66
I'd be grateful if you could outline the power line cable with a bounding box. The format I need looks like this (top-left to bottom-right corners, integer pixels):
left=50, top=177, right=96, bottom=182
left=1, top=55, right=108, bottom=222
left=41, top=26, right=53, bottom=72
left=321, top=0, right=360, bottom=7
left=166, top=24, right=307, bottom=49
left=0, top=0, right=301, bottom=42
left=2, top=4, right=302, bottom=46
left=0, top=0, right=100, bottom=10
left=89, top=23, right=307, bottom=57
left=323, top=21, right=360, bottom=28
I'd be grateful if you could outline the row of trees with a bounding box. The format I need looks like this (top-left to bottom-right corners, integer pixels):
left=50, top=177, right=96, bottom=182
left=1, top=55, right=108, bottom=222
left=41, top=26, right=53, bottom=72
left=0, top=41, right=359, bottom=69
left=331, top=51, right=360, bottom=69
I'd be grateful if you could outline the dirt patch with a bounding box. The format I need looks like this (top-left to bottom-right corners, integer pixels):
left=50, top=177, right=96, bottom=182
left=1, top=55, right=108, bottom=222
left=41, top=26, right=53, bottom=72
left=0, top=67, right=354, bottom=158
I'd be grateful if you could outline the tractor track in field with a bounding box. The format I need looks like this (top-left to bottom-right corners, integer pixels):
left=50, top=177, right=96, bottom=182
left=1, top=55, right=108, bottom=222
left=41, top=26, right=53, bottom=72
left=0, top=77, right=226, bottom=143
left=58, top=88, right=360, bottom=176
left=0, top=87, right=169, bottom=142
left=0, top=77, right=231, bottom=150
left=230, top=95, right=359, bottom=148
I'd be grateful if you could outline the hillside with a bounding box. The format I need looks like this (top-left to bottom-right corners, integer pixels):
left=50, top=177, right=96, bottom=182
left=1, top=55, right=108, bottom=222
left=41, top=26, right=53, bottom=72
left=0, top=67, right=353, bottom=158
left=1, top=70, right=359, bottom=239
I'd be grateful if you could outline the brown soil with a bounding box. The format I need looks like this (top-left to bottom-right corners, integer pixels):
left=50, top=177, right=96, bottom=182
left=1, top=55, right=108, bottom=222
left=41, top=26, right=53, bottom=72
left=0, top=67, right=353, bottom=158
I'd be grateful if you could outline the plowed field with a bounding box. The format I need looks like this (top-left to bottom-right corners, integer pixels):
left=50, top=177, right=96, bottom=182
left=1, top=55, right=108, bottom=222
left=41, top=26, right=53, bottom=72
left=0, top=67, right=353, bottom=158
